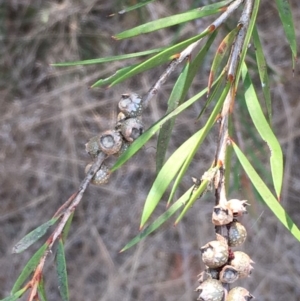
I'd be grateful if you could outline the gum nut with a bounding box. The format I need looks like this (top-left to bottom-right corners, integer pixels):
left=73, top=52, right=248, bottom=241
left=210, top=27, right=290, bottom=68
left=201, top=240, right=228, bottom=268
left=227, top=287, right=254, bottom=301
left=219, top=265, right=239, bottom=283
left=91, top=164, right=111, bottom=185
left=230, top=251, right=254, bottom=279
left=85, top=135, right=101, bottom=157
left=99, top=130, right=123, bottom=155
left=227, top=199, right=249, bottom=217
left=228, top=221, right=247, bottom=247
left=121, top=118, right=144, bottom=142
left=212, top=204, right=233, bottom=226
left=118, top=93, right=143, bottom=117
left=196, top=279, right=224, bottom=301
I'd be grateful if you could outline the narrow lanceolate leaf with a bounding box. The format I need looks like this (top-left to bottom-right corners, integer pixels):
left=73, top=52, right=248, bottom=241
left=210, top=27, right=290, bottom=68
left=109, top=30, right=211, bottom=87
left=114, top=1, right=232, bottom=39
left=275, top=0, right=297, bottom=68
left=12, top=218, right=58, bottom=254
left=56, top=239, right=69, bottom=301
left=111, top=85, right=209, bottom=172
left=38, top=276, right=47, bottom=301
left=167, top=80, right=230, bottom=206
left=242, top=63, right=283, bottom=199
left=120, top=187, right=193, bottom=252
left=51, top=48, right=164, bottom=67
left=11, top=243, right=48, bottom=294
left=140, top=129, right=205, bottom=229
left=232, top=141, right=300, bottom=242
left=116, top=0, right=155, bottom=14
left=156, top=61, right=190, bottom=172
left=1, top=288, right=27, bottom=301
left=196, top=69, right=225, bottom=121
left=91, top=64, right=138, bottom=88
left=183, top=31, right=218, bottom=97
left=61, top=212, right=74, bottom=243
left=208, top=26, right=240, bottom=93
left=252, top=25, right=272, bottom=124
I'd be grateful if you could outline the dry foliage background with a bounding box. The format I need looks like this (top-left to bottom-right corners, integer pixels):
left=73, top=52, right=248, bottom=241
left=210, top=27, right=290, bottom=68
left=0, top=1, right=300, bottom=300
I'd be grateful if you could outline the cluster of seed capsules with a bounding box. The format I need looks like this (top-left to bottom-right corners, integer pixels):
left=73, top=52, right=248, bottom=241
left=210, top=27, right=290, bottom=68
left=196, top=199, right=255, bottom=301
left=85, top=93, right=144, bottom=184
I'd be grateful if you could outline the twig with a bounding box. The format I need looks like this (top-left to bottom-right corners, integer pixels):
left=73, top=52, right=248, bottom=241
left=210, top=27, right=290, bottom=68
left=25, top=152, right=107, bottom=301
left=142, top=0, right=245, bottom=107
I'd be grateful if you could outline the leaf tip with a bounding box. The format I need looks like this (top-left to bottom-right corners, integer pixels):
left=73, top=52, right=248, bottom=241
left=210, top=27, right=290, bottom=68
left=111, top=35, right=119, bottom=41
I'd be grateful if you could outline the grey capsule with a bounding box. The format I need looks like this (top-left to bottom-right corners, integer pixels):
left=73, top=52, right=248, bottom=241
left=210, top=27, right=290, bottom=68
left=99, top=130, right=123, bottom=155
left=120, top=118, right=144, bottom=142
left=118, top=93, right=143, bottom=117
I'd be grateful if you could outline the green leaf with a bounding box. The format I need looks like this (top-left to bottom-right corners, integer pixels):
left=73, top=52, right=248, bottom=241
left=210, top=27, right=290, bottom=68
left=196, top=69, right=226, bottom=121
left=51, top=48, right=164, bottom=67
left=38, top=276, right=48, bottom=301
left=175, top=163, right=220, bottom=224
left=114, top=1, right=232, bottom=39
left=208, top=25, right=240, bottom=93
left=120, top=186, right=193, bottom=252
left=56, top=239, right=69, bottom=301
left=140, top=128, right=205, bottom=228
left=0, top=288, right=27, bottom=301
left=232, top=141, right=300, bottom=242
left=11, top=243, right=48, bottom=294
left=156, top=60, right=190, bottom=172
left=182, top=31, right=218, bottom=97
left=116, top=0, right=156, bottom=14
left=91, top=63, right=138, bottom=88
left=167, top=80, right=230, bottom=206
left=242, top=63, right=283, bottom=199
left=252, top=25, right=272, bottom=124
left=111, top=85, right=209, bottom=172
left=275, top=0, right=297, bottom=67
left=12, top=218, right=58, bottom=254
left=61, top=212, right=74, bottom=243
left=109, top=30, right=211, bottom=87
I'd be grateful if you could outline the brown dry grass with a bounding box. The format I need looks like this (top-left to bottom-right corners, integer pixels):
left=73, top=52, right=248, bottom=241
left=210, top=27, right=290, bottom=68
left=0, top=1, right=300, bottom=300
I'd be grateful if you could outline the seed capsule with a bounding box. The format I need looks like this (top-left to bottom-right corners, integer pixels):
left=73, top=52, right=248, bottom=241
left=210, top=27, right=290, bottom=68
left=120, top=118, right=144, bottom=142
left=99, top=130, right=123, bottom=155
left=201, top=240, right=228, bottom=268
left=195, top=279, right=224, bottom=301
left=85, top=164, right=111, bottom=185
left=227, top=287, right=254, bottom=301
left=227, top=199, right=249, bottom=217
left=219, top=265, right=239, bottom=283
left=118, top=93, right=143, bottom=117
left=230, top=251, right=254, bottom=279
left=228, top=221, right=247, bottom=247
left=212, top=204, right=233, bottom=226
left=85, top=135, right=101, bottom=158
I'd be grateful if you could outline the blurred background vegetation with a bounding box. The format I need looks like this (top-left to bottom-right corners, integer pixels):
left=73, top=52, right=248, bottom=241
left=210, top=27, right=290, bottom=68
left=0, top=1, right=300, bottom=300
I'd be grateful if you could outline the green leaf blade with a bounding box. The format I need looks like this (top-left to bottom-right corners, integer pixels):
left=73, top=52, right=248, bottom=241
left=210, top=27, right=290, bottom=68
left=252, top=25, right=272, bottom=124
left=56, top=239, right=69, bottom=301
left=242, top=63, right=283, bottom=199
left=232, top=141, right=300, bottom=242
left=114, top=1, right=231, bottom=40
left=140, top=129, right=206, bottom=228
left=156, top=60, right=190, bottom=172
left=109, top=30, right=210, bottom=87
left=51, top=48, right=164, bottom=67
left=275, top=0, right=297, bottom=66
left=120, top=187, right=193, bottom=252
left=11, top=243, right=48, bottom=294
left=12, top=218, right=58, bottom=254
